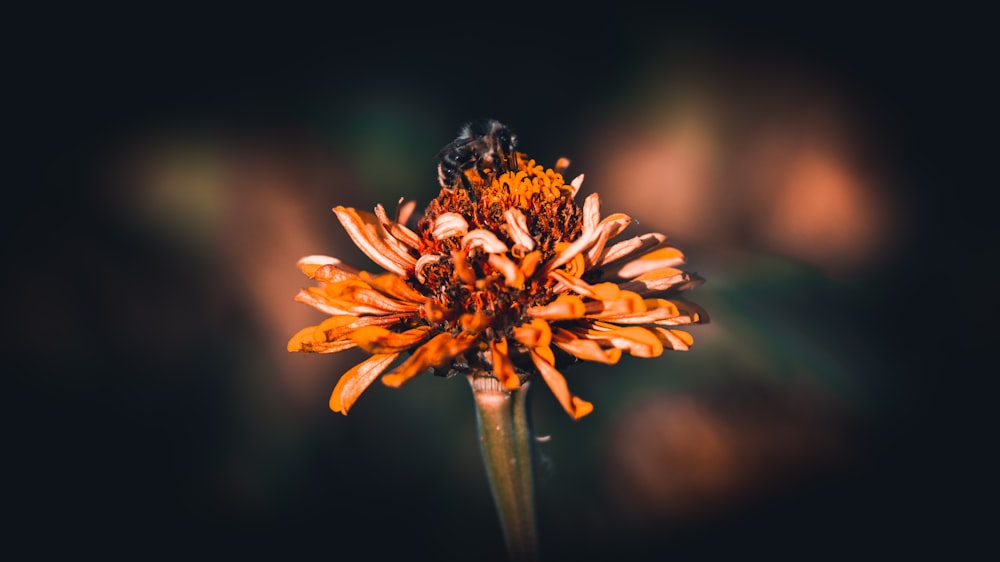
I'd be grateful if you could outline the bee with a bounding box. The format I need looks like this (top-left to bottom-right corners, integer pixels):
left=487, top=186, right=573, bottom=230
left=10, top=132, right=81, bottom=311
left=436, top=119, right=519, bottom=191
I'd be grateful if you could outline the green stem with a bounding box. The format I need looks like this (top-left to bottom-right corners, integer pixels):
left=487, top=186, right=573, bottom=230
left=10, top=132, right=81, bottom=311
left=470, top=373, right=540, bottom=562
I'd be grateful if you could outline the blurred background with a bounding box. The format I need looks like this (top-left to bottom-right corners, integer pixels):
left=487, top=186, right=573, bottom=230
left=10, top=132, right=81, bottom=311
left=6, top=6, right=989, bottom=560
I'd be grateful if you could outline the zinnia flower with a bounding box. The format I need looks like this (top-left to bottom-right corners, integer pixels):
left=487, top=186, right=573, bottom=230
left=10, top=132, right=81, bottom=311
left=288, top=124, right=707, bottom=419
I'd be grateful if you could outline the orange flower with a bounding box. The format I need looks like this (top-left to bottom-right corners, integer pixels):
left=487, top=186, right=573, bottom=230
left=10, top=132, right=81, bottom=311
left=289, top=126, right=707, bottom=419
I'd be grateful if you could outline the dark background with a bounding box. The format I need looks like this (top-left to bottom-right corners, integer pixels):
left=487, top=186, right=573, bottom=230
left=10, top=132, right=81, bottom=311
left=7, top=6, right=990, bottom=560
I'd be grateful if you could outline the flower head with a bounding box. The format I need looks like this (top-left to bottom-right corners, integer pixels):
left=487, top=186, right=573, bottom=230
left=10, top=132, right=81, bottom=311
left=288, top=122, right=707, bottom=419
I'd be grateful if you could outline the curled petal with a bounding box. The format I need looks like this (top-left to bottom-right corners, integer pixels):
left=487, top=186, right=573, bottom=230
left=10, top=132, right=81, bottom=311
left=617, top=268, right=701, bottom=295
left=597, top=233, right=667, bottom=268
left=541, top=193, right=602, bottom=274
left=579, top=324, right=664, bottom=358
left=520, top=251, right=542, bottom=278
left=650, top=327, right=695, bottom=351
left=503, top=208, right=535, bottom=252
left=462, top=229, right=509, bottom=254
left=612, top=247, right=686, bottom=279
left=647, top=299, right=709, bottom=326
left=375, top=203, right=421, bottom=249
left=488, top=253, right=525, bottom=288
left=381, top=332, right=476, bottom=387
left=324, top=281, right=421, bottom=314
left=330, top=353, right=401, bottom=414
left=569, top=173, right=584, bottom=197
left=350, top=325, right=433, bottom=353
left=414, top=254, right=441, bottom=284
left=530, top=349, right=594, bottom=420
left=584, top=213, right=632, bottom=267
left=549, top=270, right=623, bottom=302
left=512, top=318, right=552, bottom=349
left=314, top=314, right=405, bottom=341
left=526, top=294, right=587, bottom=320
left=297, top=256, right=360, bottom=281
left=553, top=328, right=622, bottom=364
left=490, top=337, right=521, bottom=390
left=294, top=288, right=358, bottom=316
left=361, top=272, right=428, bottom=304
left=431, top=212, right=469, bottom=240
left=333, top=206, right=416, bottom=276
left=451, top=250, right=477, bottom=284
left=588, top=298, right=680, bottom=323
left=396, top=198, right=417, bottom=225
left=581, top=292, right=647, bottom=317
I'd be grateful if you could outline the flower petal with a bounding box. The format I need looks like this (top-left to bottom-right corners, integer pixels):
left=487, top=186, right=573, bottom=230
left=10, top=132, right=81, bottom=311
left=596, top=233, right=666, bottom=268
left=333, top=206, right=416, bottom=276
left=576, top=324, right=664, bottom=358
left=503, top=208, right=535, bottom=252
left=512, top=318, right=552, bottom=349
left=552, top=328, right=622, bottom=364
left=297, top=255, right=360, bottom=280
left=375, top=203, right=422, bottom=250
left=611, top=247, right=686, bottom=279
left=381, top=332, right=476, bottom=387
left=491, top=337, right=521, bottom=390
left=362, top=272, right=428, bottom=304
left=488, top=253, right=525, bottom=288
left=330, top=353, right=401, bottom=414
left=530, top=349, right=594, bottom=420
left=526, top=294, right=587, bottom=320
left=431, top=212, right=469, bottom=240
left=617, top=268, right=700, bottom=295
left=350, top=325, right=433, bottom=353
left=462, top=229, right=509, bottom=254
left=650, top=327, right=695, bottom=351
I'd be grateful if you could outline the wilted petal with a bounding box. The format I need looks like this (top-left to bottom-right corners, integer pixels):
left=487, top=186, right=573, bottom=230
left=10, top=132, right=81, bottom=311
left=362, top=272, right=428, bottom=304
left=577, top=324, right=664, bottom=358
left=617, top=268, right=698, bottom=294
left=297, top=255, right=361, bottom=281
left=650, top=326, right=695, bottom=351
left=526, top=294, right=587, bottom=320
left=512, top=318, right=552, bottom=349
left=325, top=281, right=421, bottom=314
left=490, top=337, right=521, bottom=390
left=612, top=247, right=686, bottom=279
left=414, top=254, right=441, bottom=283
left=519, top=251, right=542, bottom=278
left=504, top=208, right=535, bottom=252
left=589, top=298, right=681, bottom=323
left=432, top=212, right=469, bottom=240
left=553, top=328, right=622, bottom=364
left=647, top=299, right=709, bottom=326
left=350, top=325, right=433, bottom=353
left=548, top=270, right=623, bottom=302
left=530, top=349, right=594, bottom=420
left=333, top=206, right=416, bottom=276
left=381, top=332, right=476, bottom=387
left=462, top=229, right=509, bottom=254
left=597, top=233, right=666, bottom=268
left=569, top=173, right=584, bottom=197
left=584, top=213, right=632, bottom=266
left=488, top=254, right=525, bottom=288
left=541, top=193, right=602, bottom=274
left=330, top=353, right=401, bottom=414
left=375, top=203, right=421, bottom=249
left=294, top=288, right=358, bottom=316
left=287, top=324, right=359, bottom=353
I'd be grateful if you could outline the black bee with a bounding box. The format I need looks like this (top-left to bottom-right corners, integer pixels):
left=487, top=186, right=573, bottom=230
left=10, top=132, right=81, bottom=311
left=436, top=119, right=519, bottom=191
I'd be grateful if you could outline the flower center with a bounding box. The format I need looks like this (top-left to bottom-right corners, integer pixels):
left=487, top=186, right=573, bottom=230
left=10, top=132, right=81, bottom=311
left=414, top=155, right=583, bottom=336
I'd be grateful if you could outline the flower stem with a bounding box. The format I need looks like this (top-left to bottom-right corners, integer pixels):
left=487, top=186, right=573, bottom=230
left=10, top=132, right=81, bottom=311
left=470, top=373, right=540, bottom=562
